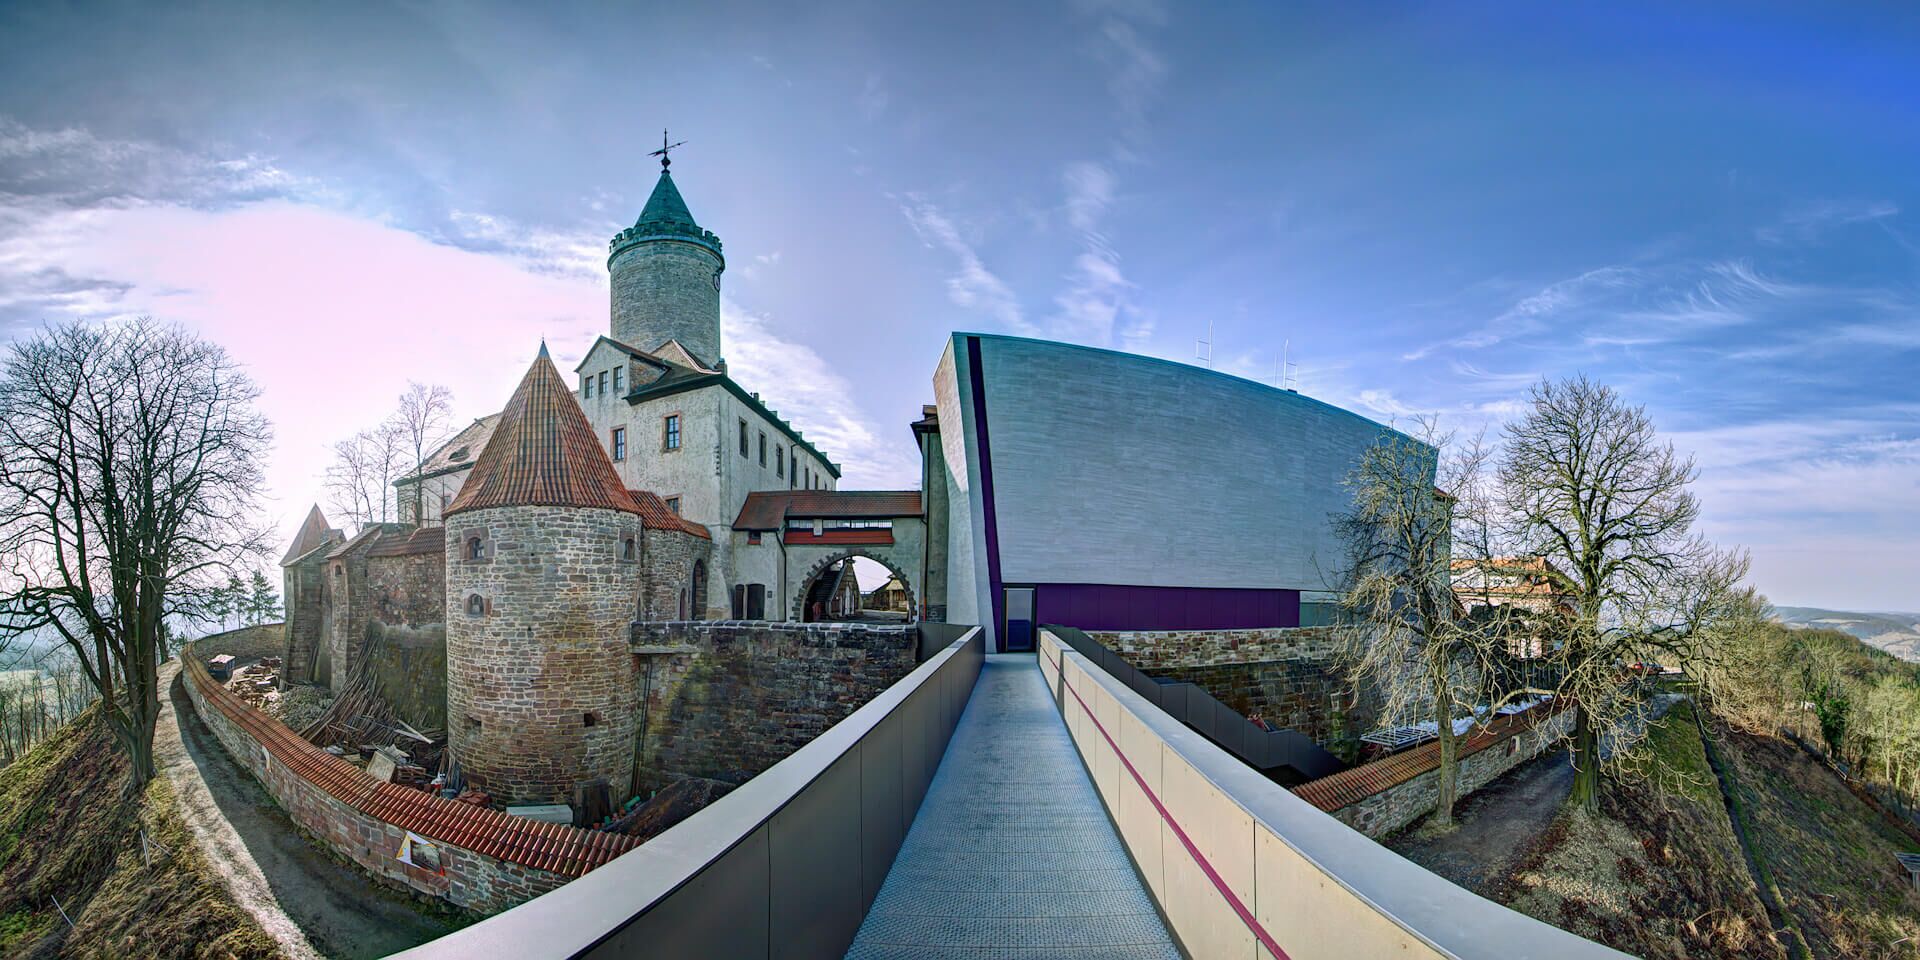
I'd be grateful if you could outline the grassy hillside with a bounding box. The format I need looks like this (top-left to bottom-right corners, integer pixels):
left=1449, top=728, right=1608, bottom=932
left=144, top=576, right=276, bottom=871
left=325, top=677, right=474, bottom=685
left=1504, top=702, right=1785, bottom=959
left=0, top=705, right=279, bottom=959
left=1717, top=727, right=1920, bottom=958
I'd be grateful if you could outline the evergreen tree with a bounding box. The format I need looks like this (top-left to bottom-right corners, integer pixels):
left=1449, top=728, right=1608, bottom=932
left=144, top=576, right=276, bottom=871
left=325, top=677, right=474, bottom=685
left=248, top=570, right=279, bottom=625
left=225, top=573, right=247, bottom=630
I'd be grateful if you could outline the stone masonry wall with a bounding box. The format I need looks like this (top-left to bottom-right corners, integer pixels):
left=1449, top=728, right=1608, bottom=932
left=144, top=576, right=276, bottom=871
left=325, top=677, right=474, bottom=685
left=1317, top=706, right=1575, bottom=839
left=281, top=557, right=327, bottom=686
left=447, top=505, right=645, bottom=805
left=365, top=551, right=448, bottom=731
left=1090, top=626, right=1375, bottom=753
left=610, top=240, right=722, bottom=364
left=629, top=620, right=918, bottom=793
left=640, top=528, right=708, bottom=622
left=1088, top=626, right=1340, bottom=671
left=179, top=647, right=631, bottom=913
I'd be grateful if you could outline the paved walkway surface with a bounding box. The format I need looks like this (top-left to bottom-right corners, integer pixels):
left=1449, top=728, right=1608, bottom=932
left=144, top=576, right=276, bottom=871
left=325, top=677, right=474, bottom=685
left=158, top=660, right=461, bottom=960
left=846, top=654, right=1181, bottom=960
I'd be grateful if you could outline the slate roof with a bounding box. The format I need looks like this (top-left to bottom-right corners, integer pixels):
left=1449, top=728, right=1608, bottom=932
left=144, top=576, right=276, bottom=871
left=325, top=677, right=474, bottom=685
left=445, top=347, right=643, bottom=518
left=732, top=490, right=923, bottom=531
left=627, top=490, right=712, bottom=539
left=281, top=505, right=342, bottom=566
left=397, top=414, right=501, bottom=488
left=636, top=169, right=696, bottom=227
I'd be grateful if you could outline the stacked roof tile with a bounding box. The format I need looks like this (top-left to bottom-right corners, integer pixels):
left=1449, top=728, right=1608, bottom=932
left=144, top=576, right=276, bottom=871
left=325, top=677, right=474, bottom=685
left=445, top=347, right=643, bottom=517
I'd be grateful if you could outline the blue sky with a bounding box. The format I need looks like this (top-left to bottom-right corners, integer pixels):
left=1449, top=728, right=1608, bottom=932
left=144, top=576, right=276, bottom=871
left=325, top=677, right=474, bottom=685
left=1, top=2, right=1915, bottom=609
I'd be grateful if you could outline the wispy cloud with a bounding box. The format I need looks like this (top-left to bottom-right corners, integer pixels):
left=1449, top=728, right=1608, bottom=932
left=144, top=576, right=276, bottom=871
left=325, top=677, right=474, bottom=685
left=896, top=193, right=1032, bottom=334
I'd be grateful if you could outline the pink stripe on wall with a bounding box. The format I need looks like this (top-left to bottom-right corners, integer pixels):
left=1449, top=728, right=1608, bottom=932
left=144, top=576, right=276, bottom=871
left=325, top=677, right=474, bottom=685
left=1045, top=647, right=1291, bottom=960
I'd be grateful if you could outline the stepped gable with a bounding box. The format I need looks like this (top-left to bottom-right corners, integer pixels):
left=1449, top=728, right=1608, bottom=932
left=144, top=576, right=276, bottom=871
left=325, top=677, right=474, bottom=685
left=281, top=504, right=340, bottom=565
left=445, top=345, right=643, bottom=517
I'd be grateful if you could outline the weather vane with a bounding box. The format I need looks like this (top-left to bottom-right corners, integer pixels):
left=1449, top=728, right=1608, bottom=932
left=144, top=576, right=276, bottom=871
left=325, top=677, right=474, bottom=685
left=650, top=129, right=686, bottom=171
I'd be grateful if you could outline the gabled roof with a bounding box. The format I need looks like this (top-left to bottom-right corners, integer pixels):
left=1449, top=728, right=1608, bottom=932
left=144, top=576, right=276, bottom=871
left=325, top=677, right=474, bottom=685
left=397, top=414, right=500, bottom=487
left=366, top=526, right=446, bottom=558
left=572, top=335, right=675, bottom=373
left=324, top=524, right=392, bottom=561
left=445, top=346, right=643, bottom=517
left=281, top=505, right=342, bottom=565
left=732, top=490, right=923, bottom=531
left=627, top=490, right=712, bottom=540
left=627, top=370, right=843, bottom=479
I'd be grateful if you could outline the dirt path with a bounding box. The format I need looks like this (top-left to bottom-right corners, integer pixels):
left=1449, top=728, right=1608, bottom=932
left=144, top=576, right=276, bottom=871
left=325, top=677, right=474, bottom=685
left=1389, top=748, right=1574, bottom=898
left=157, top=660, right=460, bottom=960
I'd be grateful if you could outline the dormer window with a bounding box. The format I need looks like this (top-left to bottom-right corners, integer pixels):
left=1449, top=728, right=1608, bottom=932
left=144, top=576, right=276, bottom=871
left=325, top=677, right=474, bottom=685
left=448, top=446, right=469, bottom=462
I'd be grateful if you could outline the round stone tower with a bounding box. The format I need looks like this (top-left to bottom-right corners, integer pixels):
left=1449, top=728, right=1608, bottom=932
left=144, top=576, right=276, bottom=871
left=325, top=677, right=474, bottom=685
left=444, top=344, right=647, bottom=805
left=608, top=161, right=725, bottom=368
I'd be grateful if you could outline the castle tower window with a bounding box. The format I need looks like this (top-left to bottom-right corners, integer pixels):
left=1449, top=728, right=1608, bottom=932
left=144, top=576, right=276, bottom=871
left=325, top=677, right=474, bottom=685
left=465, top=594, right=486, bottom=617
left=466, top=537, right=485, bottom=561
left=621, top=537, right=637, bottom=561
left=664, top=414, right=681, bottom=450
left=611, top=426, right=627, bottom=461
left=583, top=712, right=599, bottom=727
left=612, top=367, right=622, bottom=394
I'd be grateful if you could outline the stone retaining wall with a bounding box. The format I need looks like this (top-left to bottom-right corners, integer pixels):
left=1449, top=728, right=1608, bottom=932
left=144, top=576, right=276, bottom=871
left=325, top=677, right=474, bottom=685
left=1295, top=703, right=1575, bottom=838
left=630, top=620, right=918, bottom=792
left=179, top=643, right=635, bottom=914
left=1088, top=625, right=1341, bottom=670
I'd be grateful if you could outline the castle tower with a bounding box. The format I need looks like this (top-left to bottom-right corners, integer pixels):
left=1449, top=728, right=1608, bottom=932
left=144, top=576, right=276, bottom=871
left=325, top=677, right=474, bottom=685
left=607, top=145, right=724, bottom=367
left=444, top=344, right=647, bottom=805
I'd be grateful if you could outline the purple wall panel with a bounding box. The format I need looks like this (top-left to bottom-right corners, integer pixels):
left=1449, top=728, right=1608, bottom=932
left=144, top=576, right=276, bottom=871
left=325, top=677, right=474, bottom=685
left=1030, top=583, right=1300, bottom=632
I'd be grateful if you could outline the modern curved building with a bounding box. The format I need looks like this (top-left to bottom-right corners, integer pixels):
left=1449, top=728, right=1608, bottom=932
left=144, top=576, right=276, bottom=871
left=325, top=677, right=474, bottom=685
left=925, top=333, right=1425, bottom=650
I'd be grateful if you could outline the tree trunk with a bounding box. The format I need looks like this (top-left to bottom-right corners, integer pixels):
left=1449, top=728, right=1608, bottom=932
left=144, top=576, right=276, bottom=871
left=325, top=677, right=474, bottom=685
left=1569, top=704, right=1600, bottom=811
left=1432, top=669, right=1459, bottom=827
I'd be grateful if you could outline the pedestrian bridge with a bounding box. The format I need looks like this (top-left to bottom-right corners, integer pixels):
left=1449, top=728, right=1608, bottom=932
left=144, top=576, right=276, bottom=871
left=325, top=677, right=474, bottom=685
left=394, top=627, right=1627, bottom=959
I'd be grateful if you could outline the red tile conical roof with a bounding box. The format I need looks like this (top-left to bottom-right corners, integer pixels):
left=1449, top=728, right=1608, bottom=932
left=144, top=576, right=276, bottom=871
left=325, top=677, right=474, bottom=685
left=445, top=345, right=642, bottom=517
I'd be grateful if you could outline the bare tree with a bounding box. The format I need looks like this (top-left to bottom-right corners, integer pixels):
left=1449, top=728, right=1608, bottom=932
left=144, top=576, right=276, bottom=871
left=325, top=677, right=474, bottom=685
left=392, top=382, right=453, bottom=525
left=1335, top=418, right=1513, bottom=828
left=0, top=319, right=270, bottom=793
left=1498, top=375, right=1743, bottom=811
left=324, top=421, right=406, bottom=531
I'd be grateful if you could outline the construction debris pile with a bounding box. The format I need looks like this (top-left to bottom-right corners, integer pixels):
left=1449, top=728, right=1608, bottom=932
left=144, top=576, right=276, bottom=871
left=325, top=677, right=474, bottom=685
left=219, top=656, right=284, bottom=711
left=298, top=659, right=452, bottom=798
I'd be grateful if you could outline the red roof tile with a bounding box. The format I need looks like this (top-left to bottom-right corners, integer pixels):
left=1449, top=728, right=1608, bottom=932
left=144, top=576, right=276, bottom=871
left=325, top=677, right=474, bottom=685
left=732, top=490, right=923, bottom=531
left=627, top=490, right=712, bottom=539
left=367, top=526, right=446, bottom=558
left=446, top=347, right=643, bottom=517
left=1292, top=700, right=1567, bottom=813
left=179, top=642, right=636, bottom=877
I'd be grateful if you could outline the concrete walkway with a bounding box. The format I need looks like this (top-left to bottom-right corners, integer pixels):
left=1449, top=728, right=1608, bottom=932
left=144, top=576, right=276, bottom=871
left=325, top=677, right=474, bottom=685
left=846, top=654, right=1181, bottom=960
left=158, top=660, right=461, bottom=960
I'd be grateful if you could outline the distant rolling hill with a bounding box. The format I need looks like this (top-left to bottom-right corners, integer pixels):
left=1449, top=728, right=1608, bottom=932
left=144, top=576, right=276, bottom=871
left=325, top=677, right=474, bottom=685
left=1774, top=606, right=1920, bottom=663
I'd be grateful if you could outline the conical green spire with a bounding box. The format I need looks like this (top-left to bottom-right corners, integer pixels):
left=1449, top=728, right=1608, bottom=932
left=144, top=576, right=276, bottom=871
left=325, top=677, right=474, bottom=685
left=634, top=170, right=696, bottom=228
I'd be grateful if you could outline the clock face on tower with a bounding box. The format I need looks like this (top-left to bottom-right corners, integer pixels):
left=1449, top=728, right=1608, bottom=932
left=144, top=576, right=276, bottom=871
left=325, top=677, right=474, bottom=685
left=711, top=269, right=722, bottom=291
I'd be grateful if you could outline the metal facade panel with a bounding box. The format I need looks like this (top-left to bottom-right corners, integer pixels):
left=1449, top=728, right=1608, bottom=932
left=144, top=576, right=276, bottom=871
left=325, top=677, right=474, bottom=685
left=769, top=753, right=864, bottom=959
left=858, top=715, right=906, bottom=911
left=595, top=824, right=771, bottom=958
